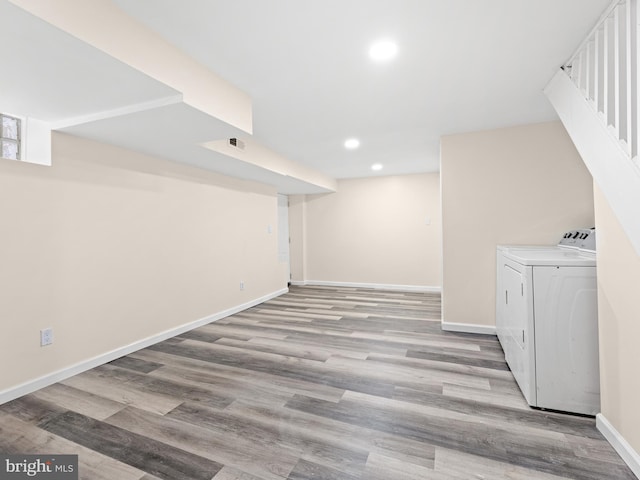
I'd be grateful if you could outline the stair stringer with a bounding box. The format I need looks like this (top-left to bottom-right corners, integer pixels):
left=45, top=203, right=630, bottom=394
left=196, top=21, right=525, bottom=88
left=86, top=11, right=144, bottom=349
left=545, top=70, right=640, bottom=257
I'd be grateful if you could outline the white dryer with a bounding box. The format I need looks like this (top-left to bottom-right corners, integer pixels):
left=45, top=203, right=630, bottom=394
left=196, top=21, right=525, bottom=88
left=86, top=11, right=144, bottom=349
left=496, top=229, right=599, bottom=415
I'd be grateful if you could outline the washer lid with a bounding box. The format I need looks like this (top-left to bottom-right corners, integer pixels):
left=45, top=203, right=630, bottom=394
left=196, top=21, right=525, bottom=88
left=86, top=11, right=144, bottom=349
left=503, top=247, right=596, bottom=266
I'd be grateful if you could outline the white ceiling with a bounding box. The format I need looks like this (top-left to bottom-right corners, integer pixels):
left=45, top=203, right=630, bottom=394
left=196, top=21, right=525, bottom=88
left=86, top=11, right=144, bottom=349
left=111, top=0, right=610, bottom=178
left=0, top=1, right=177, bottom=121
left=1, top=0, right=611, bottom=189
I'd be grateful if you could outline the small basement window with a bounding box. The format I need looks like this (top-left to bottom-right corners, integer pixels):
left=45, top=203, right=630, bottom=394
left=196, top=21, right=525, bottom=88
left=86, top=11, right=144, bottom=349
left=1, top=113, right=21, bottom=160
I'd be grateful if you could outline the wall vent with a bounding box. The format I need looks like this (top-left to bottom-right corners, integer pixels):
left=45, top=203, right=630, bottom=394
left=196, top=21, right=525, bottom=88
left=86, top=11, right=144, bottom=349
left=229, top=138, right=245, bottom=150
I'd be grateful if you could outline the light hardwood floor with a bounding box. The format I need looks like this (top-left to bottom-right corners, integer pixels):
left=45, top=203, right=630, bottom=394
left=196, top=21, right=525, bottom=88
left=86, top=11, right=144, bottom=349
left=0, top=286, right=635, bottom=479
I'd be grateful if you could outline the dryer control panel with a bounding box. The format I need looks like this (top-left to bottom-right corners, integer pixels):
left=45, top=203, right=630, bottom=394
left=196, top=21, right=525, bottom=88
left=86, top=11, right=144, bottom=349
left=558, top=228, right=596, bottom=252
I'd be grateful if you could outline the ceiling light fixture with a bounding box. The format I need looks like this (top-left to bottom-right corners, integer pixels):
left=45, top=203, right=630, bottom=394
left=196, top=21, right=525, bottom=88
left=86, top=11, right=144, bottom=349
left=369, top=39, right=398, bottom=61
left=371, top=163, right=383, bottom=171
left=344, top=138, right=360, bottom=150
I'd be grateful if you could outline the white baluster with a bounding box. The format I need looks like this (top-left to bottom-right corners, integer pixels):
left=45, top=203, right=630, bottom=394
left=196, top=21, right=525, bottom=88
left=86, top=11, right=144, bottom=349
left=626, top=0, right=633, bottom=154
left=614, top=5, right=621, bottom=134
left=595, top=26, right=601, bottom=114
left=634, top=0, right=640, bottom=161
left=618, top=1, right=629, bottom=148
left=586, top=39, right=593, bottom=102
left=580, top=50, right=587, bottom=94
left=562, top=0, right=638, bottom=154
left=604, top=15, right=611, bottom=126
left=574, top=51, right=582, bottom=90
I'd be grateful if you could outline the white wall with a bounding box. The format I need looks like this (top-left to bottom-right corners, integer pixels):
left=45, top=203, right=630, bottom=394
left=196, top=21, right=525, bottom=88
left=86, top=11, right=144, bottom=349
left=0, top=132, right=285, bottom=395
left=440, top=121, right=595, bottom=327
left=289, top=195, right=307, bottom=283
left=290, top=173, right=441, bottom=289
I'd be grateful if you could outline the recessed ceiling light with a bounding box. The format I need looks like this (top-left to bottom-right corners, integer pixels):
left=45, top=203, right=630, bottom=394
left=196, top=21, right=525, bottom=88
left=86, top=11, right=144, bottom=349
left=369, top=39, right=398, bottom=61
left=344, top=138, right=360, bottom=150
left=371, top=163, right=383, bottom=171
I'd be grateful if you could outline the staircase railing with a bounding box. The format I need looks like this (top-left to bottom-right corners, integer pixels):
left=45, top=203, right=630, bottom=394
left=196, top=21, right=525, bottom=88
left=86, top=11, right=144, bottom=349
left=545, top=0, right=640, bottom=257
left=564, top=0, right=640, bottom=168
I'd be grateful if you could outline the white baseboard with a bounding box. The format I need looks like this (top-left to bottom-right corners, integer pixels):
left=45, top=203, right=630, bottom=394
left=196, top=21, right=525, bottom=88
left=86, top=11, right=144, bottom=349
left=597, top=413, right=640, bottom=478
left=290, top=280, right=441, bottom=293
left=441, top=321, right=496, bottom=335
left=0, top=288, right=288, bottom=406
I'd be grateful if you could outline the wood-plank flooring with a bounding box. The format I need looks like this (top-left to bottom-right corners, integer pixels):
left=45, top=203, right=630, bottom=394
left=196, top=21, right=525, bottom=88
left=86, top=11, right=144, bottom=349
left=0, top=286, right=635, bottom=479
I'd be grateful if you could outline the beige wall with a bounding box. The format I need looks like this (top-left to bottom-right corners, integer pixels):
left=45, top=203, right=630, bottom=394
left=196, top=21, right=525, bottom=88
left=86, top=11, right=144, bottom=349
left=290, top=174, right=441, bottom=289
left=594, top=184, right=640, bottom=452
left=0, top=132, right=284, bottom=394
left=441, top=121, right=594, bottom=327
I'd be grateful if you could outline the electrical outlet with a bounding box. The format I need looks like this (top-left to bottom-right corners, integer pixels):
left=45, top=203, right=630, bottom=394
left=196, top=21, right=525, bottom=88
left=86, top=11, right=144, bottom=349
left=240, top=280, right=245, bottom=291
left=40, top=327, right=53, bottom=346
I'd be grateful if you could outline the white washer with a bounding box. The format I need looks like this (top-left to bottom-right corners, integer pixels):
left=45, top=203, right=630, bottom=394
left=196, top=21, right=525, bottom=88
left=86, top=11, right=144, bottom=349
left=496, top=230, right=599, bottom=415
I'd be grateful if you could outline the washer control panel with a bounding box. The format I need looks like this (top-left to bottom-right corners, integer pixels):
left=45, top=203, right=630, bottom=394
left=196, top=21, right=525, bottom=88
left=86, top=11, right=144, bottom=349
left=558, top=228, right=596, bottom=252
